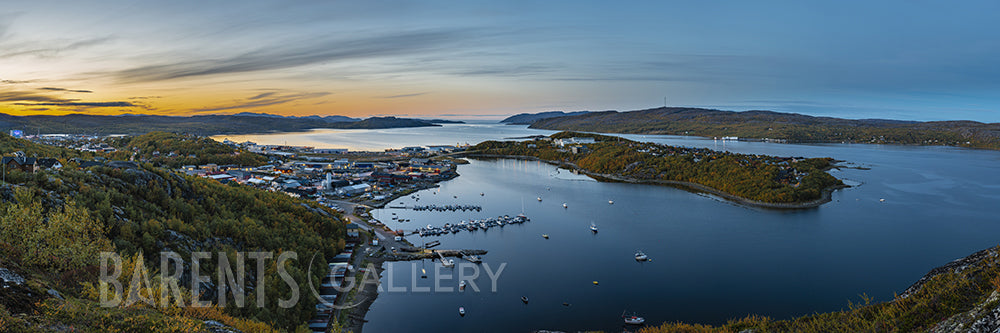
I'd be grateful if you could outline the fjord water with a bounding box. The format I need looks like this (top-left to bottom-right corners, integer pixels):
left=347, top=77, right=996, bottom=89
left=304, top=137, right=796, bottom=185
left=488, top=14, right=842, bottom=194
left=221, top=123, right=1000, bottom=332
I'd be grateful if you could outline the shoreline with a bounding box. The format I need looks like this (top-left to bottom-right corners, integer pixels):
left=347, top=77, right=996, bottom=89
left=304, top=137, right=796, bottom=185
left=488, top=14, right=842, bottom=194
left=463, top=153, right=848, bottom=209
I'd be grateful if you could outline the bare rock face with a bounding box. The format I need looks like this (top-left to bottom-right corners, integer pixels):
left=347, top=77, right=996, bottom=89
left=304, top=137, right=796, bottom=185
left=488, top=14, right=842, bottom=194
left=204, top=320, right=244, bottom=333
left=929, top=290, right=1000, bottom=333
left=0, top=267, right=25, bottom=286
left=901, top=247, right=999, bottom=298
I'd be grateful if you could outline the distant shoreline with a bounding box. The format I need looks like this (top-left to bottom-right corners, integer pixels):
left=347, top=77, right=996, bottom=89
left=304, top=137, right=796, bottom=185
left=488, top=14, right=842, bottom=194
left=463, top=154, right=848, bottom=209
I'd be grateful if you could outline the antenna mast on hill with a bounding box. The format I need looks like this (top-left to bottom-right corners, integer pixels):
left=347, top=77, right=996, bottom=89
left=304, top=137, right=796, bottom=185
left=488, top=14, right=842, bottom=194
left=663, top=97, right=667, bottom=108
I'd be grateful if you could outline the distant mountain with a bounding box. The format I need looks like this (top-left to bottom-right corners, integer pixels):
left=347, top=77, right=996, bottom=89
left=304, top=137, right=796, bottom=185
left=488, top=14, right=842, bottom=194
left=231, top=112, right=358, bottom=122
left=0, top=113, right=436, bottom=135
left=499, top=111, right=591, bottom=125
left=337, top=116, right=441, bottom=129
left=528, top=107, right=1000, bottom=150
left=422, top=119, right=465, bottom=124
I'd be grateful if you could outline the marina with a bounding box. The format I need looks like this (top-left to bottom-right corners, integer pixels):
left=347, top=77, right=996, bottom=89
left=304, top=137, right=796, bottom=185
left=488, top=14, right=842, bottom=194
left=412, top=214, right=529, bottom=237
left=403, top=204, right=483, bottom=212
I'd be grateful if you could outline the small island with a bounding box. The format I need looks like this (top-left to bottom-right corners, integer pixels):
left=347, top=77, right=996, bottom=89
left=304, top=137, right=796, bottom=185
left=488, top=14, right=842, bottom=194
left=466, top=131, right=846, bottom=208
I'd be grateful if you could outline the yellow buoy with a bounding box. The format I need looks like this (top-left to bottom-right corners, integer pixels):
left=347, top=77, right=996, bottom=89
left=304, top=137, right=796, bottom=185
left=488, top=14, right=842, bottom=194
left=592, top=281, right=599, bottom=285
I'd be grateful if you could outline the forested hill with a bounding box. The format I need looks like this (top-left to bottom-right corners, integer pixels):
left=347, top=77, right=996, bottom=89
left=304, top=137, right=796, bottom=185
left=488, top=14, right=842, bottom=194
left=0, top=132, right=346, bottom=331
left=500, top=111, right=591, bottom=125
left=0, top=113, right=441, bottom=136
left=526, top=107, right=1000, bottom=150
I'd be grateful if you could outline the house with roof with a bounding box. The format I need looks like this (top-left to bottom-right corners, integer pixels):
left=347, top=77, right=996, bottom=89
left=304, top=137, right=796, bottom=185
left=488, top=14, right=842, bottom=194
left=36, top=158, right=62, bottom=170
left=2, top=157, right=37, bottom=173
left=346, top=223, right=360, bottom=239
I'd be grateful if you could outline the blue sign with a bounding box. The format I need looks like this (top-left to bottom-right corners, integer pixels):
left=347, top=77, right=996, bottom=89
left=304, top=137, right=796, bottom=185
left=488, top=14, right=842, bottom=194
left=9, top=130, right=23, bottom=138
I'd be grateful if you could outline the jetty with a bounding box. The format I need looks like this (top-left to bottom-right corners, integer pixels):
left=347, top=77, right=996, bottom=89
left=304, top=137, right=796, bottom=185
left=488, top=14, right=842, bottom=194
left=409, top=204, right=482, bottom=212
left=414, top=214, right=529, bottom=237
left=385, top=249, right=488, bottom=261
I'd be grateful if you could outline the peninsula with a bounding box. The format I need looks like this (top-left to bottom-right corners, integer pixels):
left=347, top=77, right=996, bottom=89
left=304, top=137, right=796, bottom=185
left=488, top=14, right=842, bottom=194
left=466, top=131, right=845, bottom=207
left=516, top=107, right=1000, bottom=150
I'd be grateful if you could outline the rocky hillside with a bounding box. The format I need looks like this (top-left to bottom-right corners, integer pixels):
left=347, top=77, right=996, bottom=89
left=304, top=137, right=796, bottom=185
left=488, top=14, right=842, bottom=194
left=637, top=246, right=1000, bottom=332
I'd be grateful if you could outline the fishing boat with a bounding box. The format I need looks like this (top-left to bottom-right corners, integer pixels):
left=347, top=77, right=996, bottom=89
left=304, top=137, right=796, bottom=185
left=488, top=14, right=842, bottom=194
left=459, top=307, right=465, bottom=316
left=590, top=223, right=598, bottom=232
left=622, top=311, right=645, bottom=325
left=635, top=250, right=649, bottom=261
left=521, top=296, right=529, bottom=303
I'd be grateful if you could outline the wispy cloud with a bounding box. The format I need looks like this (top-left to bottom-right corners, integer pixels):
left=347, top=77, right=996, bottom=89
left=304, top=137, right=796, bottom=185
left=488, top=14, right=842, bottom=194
left=0, top=91, right=74, bottom=103
left=14, top=101, right=136, bottom=107
left=0, top=36, right=115, bottom=59
left=193, top=91, right=330, bottom=112
left=114, top=30, right=476, bottom=83
left=377, top=92, right=427, bottom=99
left=248, top=92, right=277, bottom=100
left=39, top=87, right=93, bottom=93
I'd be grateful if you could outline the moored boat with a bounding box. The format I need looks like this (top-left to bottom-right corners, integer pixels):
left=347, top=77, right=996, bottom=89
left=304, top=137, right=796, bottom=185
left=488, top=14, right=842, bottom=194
left=622, top=310, right=645, bottom=325
left=635, top=250, right=649, bottom=261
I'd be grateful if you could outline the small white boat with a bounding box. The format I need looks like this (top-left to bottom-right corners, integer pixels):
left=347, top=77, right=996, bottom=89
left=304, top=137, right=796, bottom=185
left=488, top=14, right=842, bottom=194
left=608, top=200, right=614, bottom=204
left=590, top=223, right=598, bottom=232
left=537, top=197, right=542, bottom=201
left=521, top=296, right=529, bottom=303
left=635, top=250, right=649, bottom=261
left=562, top=203, right=568, bottom=208
left=459, top=280, right=467, bottom=290
left=480, top=192, right=484, bottom=196
left=542, top=234, right=549, bottom=239
left=443, top=259, right=455, bottom=267
left=623, top=311, right=645, bottom=325
left=459, top=307, right=465, bottom=316
left=880, top=198, right=886, bottom=202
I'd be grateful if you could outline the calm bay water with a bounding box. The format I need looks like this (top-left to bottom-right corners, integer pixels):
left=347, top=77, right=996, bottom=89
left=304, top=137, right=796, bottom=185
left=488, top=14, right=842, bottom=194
left=220, top=123, right=1000, bottom=332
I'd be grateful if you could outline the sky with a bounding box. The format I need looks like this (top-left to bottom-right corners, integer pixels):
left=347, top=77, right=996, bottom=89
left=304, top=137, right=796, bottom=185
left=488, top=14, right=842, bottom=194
left=1, top=1, right=999, bottom=122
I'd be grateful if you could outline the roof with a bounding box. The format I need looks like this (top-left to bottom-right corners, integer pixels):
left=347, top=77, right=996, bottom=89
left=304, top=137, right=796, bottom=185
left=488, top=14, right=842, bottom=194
left=2, top=157, right=37, bottom=166
left=36, top=158, right=60, bottom=168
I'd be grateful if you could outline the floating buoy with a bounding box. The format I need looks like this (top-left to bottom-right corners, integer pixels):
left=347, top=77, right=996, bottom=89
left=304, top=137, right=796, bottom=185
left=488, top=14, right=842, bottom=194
left=592, top=281, right=599, bottom=285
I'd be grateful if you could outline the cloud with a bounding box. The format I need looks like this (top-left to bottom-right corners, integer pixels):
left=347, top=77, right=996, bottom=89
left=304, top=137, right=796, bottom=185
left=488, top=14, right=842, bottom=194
left=0, top=91, right=75, bottom=103
left=15, top=101, right=136, bottom=107
left=193, top=92, right=330, bottom=112
left=0, top=36, right=115, bottom=59
left=1, top=79, right=32, bottom=84
left=40, top=87, right=93, bottom=93
left=248, top=92, right=277, bottom=100
left=377, top=92, right=427, bottom=99
left=113, top=29, right=476, bottom=82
